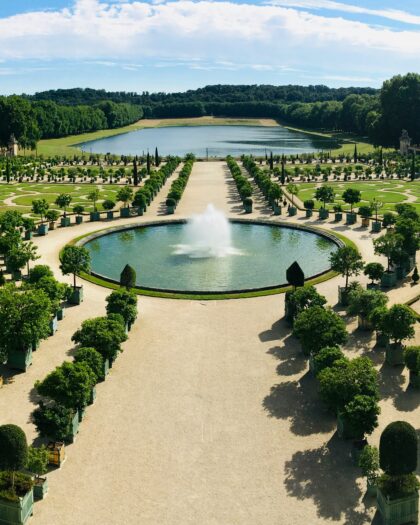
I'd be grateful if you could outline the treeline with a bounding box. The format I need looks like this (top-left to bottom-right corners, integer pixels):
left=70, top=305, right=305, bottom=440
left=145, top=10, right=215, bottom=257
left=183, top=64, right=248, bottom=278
left=0, top=98, right=143, bottom=148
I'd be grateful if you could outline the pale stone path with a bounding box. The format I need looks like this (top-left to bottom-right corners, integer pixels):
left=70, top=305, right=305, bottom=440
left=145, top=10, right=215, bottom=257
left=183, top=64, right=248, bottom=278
left=0, top=162, right=418, bottom=525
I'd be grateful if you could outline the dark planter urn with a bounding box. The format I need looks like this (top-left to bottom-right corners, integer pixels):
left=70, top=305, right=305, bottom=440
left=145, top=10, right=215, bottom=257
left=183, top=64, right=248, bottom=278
left=7, top=346, right=32, bottom=372
left=371, top=221, right=381, bottom=233
left=305, top=209, right=313, bottom=218
left=334, top=212, right=343, bottom=222
left=319, top=208, right=329, bottom=220
left=90, top=211, right=101, bottom=222
left=288, top=206, right=297, bottom=216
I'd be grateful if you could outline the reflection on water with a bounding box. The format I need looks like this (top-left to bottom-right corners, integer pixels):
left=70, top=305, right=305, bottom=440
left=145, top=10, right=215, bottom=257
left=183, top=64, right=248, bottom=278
left=118, top=231, right=135, bottom=243
left=79, top=125, right=338, bottom=157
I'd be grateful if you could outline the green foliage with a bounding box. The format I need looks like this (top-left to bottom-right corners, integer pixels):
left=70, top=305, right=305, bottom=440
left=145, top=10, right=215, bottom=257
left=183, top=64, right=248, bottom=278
left=55, top=193, right=72, bottom=214
left=347, top=287, right=388, bottom=319
left=341, top=394, right=380, bottom=439
left=342, top=188, right=361, bottom=212
left=0, top=472, right=33, bottom=502
left=378, top=473, right=420, bottom=500
left=120, top=264, right=136, bottom=289
left=102, top=199, right=115, bottom=211
left=304, top=199, right=314, bottom=210
left=45, top=209, right=60, bottom=222
left=404, top=346, right=420, bottom=374
left=36, top=361, right=96, bottom=411
left=285, top=285, right=326, bottom=323
left=358, top=445, right=379, bottom=483
left=116, top=187, right=133, bottom=206
left=71, top=316, right=127, bottom=361
left=0, top=211, right=23, bottom=233
left=73, top=204, right=85, bottom=215
left=373, top=232, right=403, bottom=272
left=30, top=275, right=67, bottom=313
left=363, top=262, right=385, bottom=284
left=87, top=189, right=100, bottom=211
left=31, top=198, right=49, bottom=222
left=382, top=212, right=396, bottom=227
left=318, top=356, right=379, bottom=412
left=329, top=246, right=364, bottom=288
left=32, top=401, right=75, bottom=442
left=0, top=424, right=28, bottom=473
left=314, top=185, right=334, bottom=208
left=60, top=245, right=91, bottom=290
left=313, top=346, right=344, bottom=376
left=293, top=306, right=348, bottom=356
left=380, top=421, right=418, bottom=476
left=413, top=266, right=419, bottom=284
left=381, top=304, right=416, bottom=344
left=358, top=205, right=372, bottom=218
left=28, top=264, right=53, bottom=284
left=106, top=288, right=137, bottom=326
left=26, top=446, right=49, bottom=477
left=74, top=347, right=104, bottom=383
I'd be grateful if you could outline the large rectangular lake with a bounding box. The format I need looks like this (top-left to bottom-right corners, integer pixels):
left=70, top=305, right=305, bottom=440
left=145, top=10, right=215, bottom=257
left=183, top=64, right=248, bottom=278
left=79, top=125, right=338, bottom=157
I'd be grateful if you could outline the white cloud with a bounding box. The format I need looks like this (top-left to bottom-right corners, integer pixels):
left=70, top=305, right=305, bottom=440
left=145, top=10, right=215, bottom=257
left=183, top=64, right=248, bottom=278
left=0, top=0, right=418, bottom=75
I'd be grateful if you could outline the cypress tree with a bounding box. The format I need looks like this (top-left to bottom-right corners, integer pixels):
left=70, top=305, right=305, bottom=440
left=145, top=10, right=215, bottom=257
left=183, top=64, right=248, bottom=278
left=269, top=151, right=273, bottom=170
left=281, top=156, right=286, bottom=185
left=411, top=153, right=416, bottom=181
left=133, top=159, right=138, bottom=186
left=120, top=264, right=136, bottom=289
left=155, top=147, right=160, bottom=167
left=146, top=152, right=151, bottom=175
left=353, top=144, right=358, bottom=163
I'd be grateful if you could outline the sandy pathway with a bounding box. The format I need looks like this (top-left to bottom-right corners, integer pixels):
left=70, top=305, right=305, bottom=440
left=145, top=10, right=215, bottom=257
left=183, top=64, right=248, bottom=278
left=0, top=161, right=418, bottom=525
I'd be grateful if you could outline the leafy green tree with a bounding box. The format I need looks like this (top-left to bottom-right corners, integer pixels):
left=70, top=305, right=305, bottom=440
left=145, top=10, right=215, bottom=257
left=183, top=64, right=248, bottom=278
left=380, top=305, right=416, bottom=344
left=60, top=245, right=91, bottom=291
left=373, top=232, right=403, bottom=272
left=315, top=185, right=334, bottom=209
left=0, top=425, right=30, bottom=493
left=71, top=316, right=127, bottom=361
left=404, top=346, right=420, bottom=375
left=116, top=187, right=134, bottom=208
left=358, top=445, right=379, bottom=485
left=380, top=421, right=417, bottom=477
left=31, top=275, right=68, bottom=314
left=32, top=402, right=75, bottom=442
left=329, top=246, right=364, bottom=289
left=28, top=264, right=53, bottom=284
left=87, top=189, right=100, bottom=212
left=347, top=287, right=388, bottom=320
left=364, top=262, right=385, bottom=284
left=26, top=446, right=49, bottom=479
left=313, top=346, right=344, bottom=376
left=102, top=199, right=115, bottom=211
left=285, top=285, right=326, bottom=323
left=45, top=210, right=60, bottom=223
left=342, top=188, right=361, bottom=212
left=0, top=210, right=23, bottom=233
left=31, top=199, right=49, bottom=224
left=293, top=306, right=348, bottom=356
left=74, top=347, right=105, bottom=383
left=106, top=288, right=138, bottom=326
left=341, top=395, right=380, bottom=440
left=55, top=194, right=72, bottom=217
left=286, top=183, right=299, bottom=206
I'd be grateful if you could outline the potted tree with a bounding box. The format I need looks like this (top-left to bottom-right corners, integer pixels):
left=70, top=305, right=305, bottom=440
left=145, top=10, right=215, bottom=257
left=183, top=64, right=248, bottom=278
left=166, top=197, right=176, bottom=215
left=329, top=246, right=364, bottom=305
left=364, top=262, right=385, bottom=289
left=315, top=185, right=334, bottom=219
left=102, top=199, right=116, bottom=220
left=105, top=288, right=138, bottom=332
left=304, top=199, right=314, bottom=218
left=373, top=232, right=401, bottom=288
left=32, top=401, right=80, bottom=444
left=269, top=185, right=282, bottom=215
left=31, top=275, right=69, bottom=327
left=243, top=197, right=253, bottom=214
left=22, top=218, right=35, bottom=241
left=25, top=446, right=49, bottom=501
left=381, top=305, right=416, bottom=365
left=0, top=424, right=33, bottom=525
left=116, top=187, right=134, bottom=218
left=284, top=285, right=326, bottom=325
left=382, top=212, right=396, bottom=230
left=45, top=209, right=60, bottom=231
left=369, top=306, right=389, bottom=348
left=358, top=445, right=380, bottom=497
left=31, top=199, right=49, bottom=236
left=342, top=188, right=361, bottom=224
left=59, top=245, right=91, bottom=305
left=377, top=422, right=419, bottom=525
left=73, top=205, right=85, bottom=225
left=359, top=205, right=372, bottom=228
left=404, top=346, right=420, bottom=389
left=347, top=286, right=388, bottom=330
left=310, top=345, right=344, bottom=377
left=286, top=183, right=299, bottom=215
left=55, top=194, right=72, bottom=227
left=133, top=191, right=147, bottom=215
left=333, top=204, right=343, bottom=222
left=74, top=346, right=108, bottom=383
left=87, top=189, right=101, bottom=221
left=371, top=198, right=383, bottom=233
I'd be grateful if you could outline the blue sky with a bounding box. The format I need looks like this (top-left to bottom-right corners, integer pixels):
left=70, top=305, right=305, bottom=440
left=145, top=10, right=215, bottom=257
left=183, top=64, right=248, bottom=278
left=0, top=0, right=419, bottom=95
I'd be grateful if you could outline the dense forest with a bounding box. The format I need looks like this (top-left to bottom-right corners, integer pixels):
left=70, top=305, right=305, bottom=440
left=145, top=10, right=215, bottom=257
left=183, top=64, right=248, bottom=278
left=0, top=73, right=418, bottom=150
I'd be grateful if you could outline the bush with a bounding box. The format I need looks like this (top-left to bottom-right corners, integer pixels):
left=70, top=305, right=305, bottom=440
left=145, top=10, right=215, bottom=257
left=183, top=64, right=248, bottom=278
left=318, top=356, right=379, bottom=412
left=364, top=262, right=385, bottom=284
left=0, top=472, right=33, bottom=501
left=60, top=245, right=91, bottom=291
left=313, top=346, right=345, bottom=376
left=404, top=346, right=420, bottom=373
left=74, top=347, right=104, bottom=383
left=73, top=205, right=84, bottom=215
left=304, top=199, right=314, bottom=210
left=26, top=446, right=49, bottom=477
left=102, top=199, right=115, bottom=211
left=32, top=401, right=75, bottom=442
left=347, top=287, right=388, bottom=319
left=329, top=246, right=364, bottom=289
left=380, top=421, right=417, bottom=476
left=341, top=394, right=380, bottom=440
left=293, top=306, right=348, bottom=356
left=358, top=445, right=379, bottom=483
left=381, top=305, right=416, bottom=344
left=285, top=285, right=326, bottom=323
left=106, top=288, right=137, bottom=326
left=0, top=424, right=28, bottom=473
left=166, top=198, right=176, bottom=207
left=72, top=316, right=127, bottom=361
left=382, top=212, right=396, bottom=227
left=28, top=264, right=53, bottom=284
left=120, top=264, right=136, bottom=289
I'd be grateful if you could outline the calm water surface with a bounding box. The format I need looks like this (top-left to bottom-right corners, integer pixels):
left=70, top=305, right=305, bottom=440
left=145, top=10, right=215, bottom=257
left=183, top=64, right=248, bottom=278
left=79, top=125, right=338, bottom=157
left=85, top=223, right=338, bottom=292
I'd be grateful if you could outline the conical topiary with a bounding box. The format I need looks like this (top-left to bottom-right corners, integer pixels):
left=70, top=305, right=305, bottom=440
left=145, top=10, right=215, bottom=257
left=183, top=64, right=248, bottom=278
left=120, top=264, right=136, bottom=290
left=412, top=266, right=419, bottom=285
left=286, top=261, right=305, bottom=289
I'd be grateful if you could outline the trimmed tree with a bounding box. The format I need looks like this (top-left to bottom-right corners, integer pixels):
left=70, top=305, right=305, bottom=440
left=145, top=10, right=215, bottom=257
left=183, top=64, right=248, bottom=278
left=315, top=185, right=335, bottom=209
left=55, top=194, right=72, bottom=218
left=60, top=245, right=91, bottom=291
left=342, top=188, right=361, bottom=213
left=286, top=261, right=305, bottom=290
left=74, top=347, right=105, bottom=383
left=329, top=246, right=364, bottom=291
left=116, top=187, right=134, bottom=208
left=105, top=288, right=138, bottom=327
left=120, top=264, right=136, bottom=289
left=364, top=262, right=385, bottom=285
left=0, top=424, right=30, bottom=493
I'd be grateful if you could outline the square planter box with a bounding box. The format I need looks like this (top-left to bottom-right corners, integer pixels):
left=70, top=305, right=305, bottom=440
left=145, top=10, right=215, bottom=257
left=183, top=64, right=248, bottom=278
left=338, top=286, right=350, bottom=306
left=334, top=212, right=343, bottom=222
left=0, top=489, right=34, bottom=525
left=33, top=477, right=48, bottom=501
left=88, top=386, right=97, bottom=405
left=37, top=223, right=48, bottom=236
left=273, top=204, right=281, bottom=216
left=319, top=208, right=329, bottom=220
left=90, top=211, right=101, bottom=222
left=166, top=205, right=175, bottom=215
left=24, top=230, right=32, bottom=241
left=60, top=217, right=71, bottom=227
left=137, top=207, right=144, bottom=216
left=120, top=207, right=130, bottom=218
left=244, top=202, right=253, bottom=214
left=57, top=307, right=65, bottom=321
left=371, top=221, right=382, bottom=233
left=49, top=315, right=58, bottom=336
left=346, top=212, right=357, bottom=225
left=47, top=442, right=66, bottom=468
left=377, top=488, right=419, bottom=525
left=385, top=343, right=405, bottom=366
left=12, top=270, right=22, bottom=281
left=7, top=347, right=32, bottom=372
left=305, top=209, right=313, bottom=218
left=361, top=218, right=370, bottom=228
left=66, top=411, right=80, bottom=443
left=381, top=271, right=397, bottom=288
left=69, top=286, right=83, bottom=305
left=367, top=479, right=377, bottom=497
left=49, top=222, right=56, bottom=231
left=288, top=206, right=297, bottom=216
left=75, top=215, right=83, bottom=225
left=105, top=211, right=113, bottom=220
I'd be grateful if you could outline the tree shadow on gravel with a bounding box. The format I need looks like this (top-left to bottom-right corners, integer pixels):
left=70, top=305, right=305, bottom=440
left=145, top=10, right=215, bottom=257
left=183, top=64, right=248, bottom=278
left=267, top=340, right=306, bottom=376
left=378, top=363, right=405, bottom=401
left=284, top=434, right=372, bottom=524
left=263, top=371, right=336, bottom=436
left=393, top=384, right=420, bottom=412
left=259, top=318, right=288, bottom=343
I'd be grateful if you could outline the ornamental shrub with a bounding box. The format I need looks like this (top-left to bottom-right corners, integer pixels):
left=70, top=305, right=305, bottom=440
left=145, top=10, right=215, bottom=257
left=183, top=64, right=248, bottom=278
left=106, top=288, right=137, bottom=326
left=340, top=394, right=380, bottom=440
left=74, top=347, right=105, bottom=383
left=120, top=264, right=136, bottom=289
left=313, top=346, right=345, bottom=376
left=285, top=285, right=327, bottom=323
left=32, top=401, right=75, bottom=442
left=0, top=424, right=28, bottom=473
left=72, top=316, right=127, bottom=361
left=404, top=346, right=420, bottom=374
left=380, top=421, right=417, bottom=477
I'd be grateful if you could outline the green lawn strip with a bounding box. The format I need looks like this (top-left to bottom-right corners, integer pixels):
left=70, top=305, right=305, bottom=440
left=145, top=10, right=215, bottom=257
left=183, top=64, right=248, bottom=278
left=61, top=224, right=355, bottom=300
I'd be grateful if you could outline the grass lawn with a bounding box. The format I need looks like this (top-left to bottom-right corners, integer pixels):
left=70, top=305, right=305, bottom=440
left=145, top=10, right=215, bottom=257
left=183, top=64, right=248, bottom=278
left=296, top=180, right=420, bottom=214
left=0, top=183, right=122, bottom=216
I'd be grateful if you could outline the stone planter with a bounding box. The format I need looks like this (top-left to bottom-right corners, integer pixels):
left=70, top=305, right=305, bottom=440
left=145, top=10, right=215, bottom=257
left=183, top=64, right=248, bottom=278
left=376, top=332, right=389, bottom=348
left=47, top=442, right=66, bottom=468
left=346, top=212, right=357, bottom=225
left=69, top=286, right=83, bottom=305
left=137, top=207, right=144, bottom=216
left=376, top=487, right=419, bottom=525
left=0, top=489, right=34, bottom=525
left=244, top=201, right=253, bottom=214
left=371, top=221, right=382, bottom=233
left=57, top=307, right=65, bottom=321
left=24, top=230, right=32, bottom=241
left=7, top=347, right=32, bottom=372
left=288, top=206, right=297, bottom=216
left=334, top=212, right=343, bottom=222
left=385, top=342, right=404, bottom=366
left=361, top=218, right=370, bottom=228
left=273, top=204, right=281, bottom=216
left=33, top=477, right=48, bottom=501
left=90, top=211, right=101, bottom=221
left=305, top=209, right=313, bottom=218
left=381, top=271, right=397, bottom=288
left=49, top=315, right=58, bottom=336
left=88, top=386, right=97, bottom=405
left=358, top=315, right=373, bottom=331
left=338, top=286, right=350, bottom=306
left=37, top=223, right=48, bottom=236
left=66, top=411, right=80, bottom=443
left=60, top=216, right=71, bottom=227
left=75, top=215, right=83, bottom=225
left=106, top=211, right=114, bottom=220
left=120, top=207, right=130, bottom=218
left=166, top=205, right=175, bottom=215
left=319, top=208, right=329, bottom=220
left=409, top=370, right=420, bottom=389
